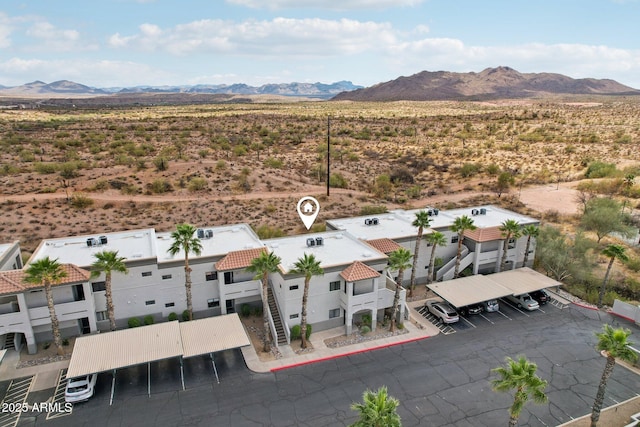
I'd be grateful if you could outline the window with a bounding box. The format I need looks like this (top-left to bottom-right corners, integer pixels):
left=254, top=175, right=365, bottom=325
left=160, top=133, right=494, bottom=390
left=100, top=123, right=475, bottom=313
left=207, top=298, right=220, bottom=308
left=508, top=238, right=516, bottom=249
left=224, top=271, right=234, bottom=284
left=145, top=300, right=155, bottom=305
left=329, top=308, right=341, bottom=319
left=451, top=235, right=459, bottom=244
left=205, top=271, right=218, bottom=281
left=165, top=302, right=175, bottom=308
left=162, top=274, right=172, bottom=280
left=289, top=285, right=299, bottom=291
left=329, top=281, right=341, bottom=291
left=289, top=313, right=299, bottom=319
left=142, top=271, right=152, bottom=277
left=91, top=281, right=106, bottom=292
left=15, top=254, right=22, bottom=269
left=96, top=311, right=108, bottom=321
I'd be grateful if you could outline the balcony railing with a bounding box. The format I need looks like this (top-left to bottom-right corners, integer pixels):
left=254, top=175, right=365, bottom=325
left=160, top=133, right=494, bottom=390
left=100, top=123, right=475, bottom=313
left=28, top=300, right=92, bottom=326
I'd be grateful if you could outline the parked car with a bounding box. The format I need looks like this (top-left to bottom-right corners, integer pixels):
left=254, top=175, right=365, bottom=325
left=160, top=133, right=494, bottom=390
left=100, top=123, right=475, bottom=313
left=530, top=289, right=550, bottom=305
left=505, top=294, right=539, bottom=311
left=65, top=374, right=98, bottom=403
left=458, top=303, right=483, bottom=316
left=483, top=299, right=500, bottom=312
left=426, top=301, right=460, bottom=324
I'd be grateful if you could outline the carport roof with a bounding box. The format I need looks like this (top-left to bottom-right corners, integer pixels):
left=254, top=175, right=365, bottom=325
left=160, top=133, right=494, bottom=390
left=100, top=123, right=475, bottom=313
left=487, top=267, right=561, bottom=295
left=67, top=314, right=250, bottom=378
left=428, top=275, right=512, bottom=308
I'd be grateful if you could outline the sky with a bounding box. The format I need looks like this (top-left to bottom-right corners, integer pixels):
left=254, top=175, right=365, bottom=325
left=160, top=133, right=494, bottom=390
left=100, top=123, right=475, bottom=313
left=1, top=0, right=640, bottom=89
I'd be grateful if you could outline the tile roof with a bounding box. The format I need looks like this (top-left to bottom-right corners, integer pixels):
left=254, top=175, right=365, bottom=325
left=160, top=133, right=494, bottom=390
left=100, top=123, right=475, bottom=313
left=340, top=261, right=380, bottom=282
left=215, top=247, right=267, bottom=271
left=0, top=264, right=90, bottom=296
left=365, top=238, right=403, bottom=254
left=464, top=226, right=504, bottom=243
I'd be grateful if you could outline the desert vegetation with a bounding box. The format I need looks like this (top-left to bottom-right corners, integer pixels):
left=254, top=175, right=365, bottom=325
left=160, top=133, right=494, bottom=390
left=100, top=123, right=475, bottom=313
left=1, top=100, right=639, bottom=304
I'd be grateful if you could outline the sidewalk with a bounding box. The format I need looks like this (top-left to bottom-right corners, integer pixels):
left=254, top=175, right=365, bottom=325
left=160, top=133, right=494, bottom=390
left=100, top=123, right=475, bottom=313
left=0, top=349, right=70, bottom=391
left=242, top=302, right=441, bottom=373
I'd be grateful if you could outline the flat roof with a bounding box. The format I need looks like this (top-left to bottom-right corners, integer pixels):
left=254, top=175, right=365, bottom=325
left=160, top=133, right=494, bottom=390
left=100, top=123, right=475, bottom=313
left=403, top=205, right=539, bottom=230
left=428, top=275, right=513, bottom=308
left=263, top=231, right=387, bottom=273
left=486, top=267, right=561, bottom=295
left=67, top=321, right=183, bottom=378
left=155, top=223, right=262, bottom=263
left=29, top=228, right=157, bottom=268
left=180, top=314, right=250, bottom=358
left=427, top=268, right=560, bottom=307
left=67, top=314, right=250, bottom=378
left=326, top=212, right=419, bottom=241
left=0, top=243, right=13, bottom=257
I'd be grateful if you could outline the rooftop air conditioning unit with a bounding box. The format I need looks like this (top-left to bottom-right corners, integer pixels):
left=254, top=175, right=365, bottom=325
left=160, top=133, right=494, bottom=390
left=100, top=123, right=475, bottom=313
left=205, top=230, right=213, bottom=239
left=372, top=218, right=379, bottom=225
left=364, top=219, right=372, bottom=226
left=315, top=237, right=324, bottom=246
left=427, top=209, right=434, bottom=216
left=480, top=208, right=487, bottom=215
left=86, top=238, right=97, bottom=247
left=471, top=209, right=479, bottom=216
left=433, top=208, right=439, bottom=216
left=196, top=229, right=205, bottom=239
left=306, top=238, right=316, bottom=247
left=99, top=235, right=108, bottom=245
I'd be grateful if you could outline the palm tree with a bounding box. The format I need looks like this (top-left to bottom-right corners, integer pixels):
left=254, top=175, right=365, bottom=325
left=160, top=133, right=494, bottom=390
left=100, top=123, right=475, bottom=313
left=23, top=257, right=68, bottom=355
left=409, top=210, right=431, bottom=297
left=492, top=356, right=548, bottom=427
left=425, top=231, right=447, bottom=283
left=598, top=244, right=629, bottom=308
left=450, top=215, right=476, bottom=278
left=387, top=248, right=412, bottom=332
left=168, top=224, right=203, bottom=321
left=91, top=250, right=128, bottom=331
left=521, top=225, right=539, bottom=266
left=499, top=219, right=521, bottom=272
left=247, top=250, right=282, bottom=353
left=290, top=253, right=324, bottom=349
left=590, top=325, right=638, bottom=427
left=350, top=386, right=401, bottom=427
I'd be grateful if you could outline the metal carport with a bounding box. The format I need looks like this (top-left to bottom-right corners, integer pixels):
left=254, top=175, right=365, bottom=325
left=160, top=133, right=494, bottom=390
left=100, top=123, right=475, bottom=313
left=66, top=314, right=250, bottom=405
left=486, top=267, right=562, bottom=295
left=427, top=275, right=513, bottom=308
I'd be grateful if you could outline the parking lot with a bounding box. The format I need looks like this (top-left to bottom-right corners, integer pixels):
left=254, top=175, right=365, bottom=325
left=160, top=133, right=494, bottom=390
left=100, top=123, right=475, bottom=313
left=1, top=303, right=639, bottom=426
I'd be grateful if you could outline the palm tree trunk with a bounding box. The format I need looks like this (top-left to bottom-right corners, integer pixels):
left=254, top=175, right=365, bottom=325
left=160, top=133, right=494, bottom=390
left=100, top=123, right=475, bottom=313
left=409, top=228, right=422, bottom=297
left=390, top=269, right=404, bottom=332
left=454, top=235, right=463, bottom=278
left=591, top=355, right=616, bottom=427
left=300, top=278, right=310, bottom=349
left=598, top=258, right=614, bottom=307
left=105, top=272, right=117, bottom=331
left=184, top=256, right=193, bottom=321
left=45, top=282, right=64, bottom=355
left=523, top=236, right=531, bottom=266
left=428, top=246, right=437, bottom=284
left=500, top=235, right=510, bottom=272
left=261, top=273, right=271, bottom=353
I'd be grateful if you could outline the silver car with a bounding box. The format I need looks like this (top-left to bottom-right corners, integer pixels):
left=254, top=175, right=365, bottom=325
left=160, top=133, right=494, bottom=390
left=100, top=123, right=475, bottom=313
left=426, top=301, right=460, bottom=324
left=483, top=299, right=500, bottom=312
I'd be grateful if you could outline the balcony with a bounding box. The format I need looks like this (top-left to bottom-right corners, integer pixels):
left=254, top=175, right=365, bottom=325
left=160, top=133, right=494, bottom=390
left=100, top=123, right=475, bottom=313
left=28, top=300, right=93, bottom=326
left=222, top=279, right=261, bottom=299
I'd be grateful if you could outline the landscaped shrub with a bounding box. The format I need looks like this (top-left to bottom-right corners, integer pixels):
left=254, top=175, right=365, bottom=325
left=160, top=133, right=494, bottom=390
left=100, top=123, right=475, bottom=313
left=62, top=338, right=70, bottom=346
left=252, top=306, right=263, bottom=317
left=290, top=324, right=301, bottom=340
left=128, top=317, right=141, bottom=328
left=182, top=310, right=190, bottom=321
left=305, top=324, right=312, bottom=340
left=168, top=312, right=178, bottom=321
left=361, top=314, right=372, bottom=328
left=241, top=304, right=251, bottom=318
left=143, top=315, right=154, bottom=325
left=360, top=325, right=371, bottom=334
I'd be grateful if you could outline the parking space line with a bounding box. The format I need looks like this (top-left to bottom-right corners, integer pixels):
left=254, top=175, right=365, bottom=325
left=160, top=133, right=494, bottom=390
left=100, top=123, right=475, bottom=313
left=500, top=299, right=530, bottom=317
left=495, top=310, right=512, bottom=320
left=537, top=306, right=546, bottom=314
left=460, top=316, right=476, bottom=328
left=0, top=376, right=34, bottom=427
left=478, top=313, right=494, bottom=324
left=46, top=368, right=72, bottom=421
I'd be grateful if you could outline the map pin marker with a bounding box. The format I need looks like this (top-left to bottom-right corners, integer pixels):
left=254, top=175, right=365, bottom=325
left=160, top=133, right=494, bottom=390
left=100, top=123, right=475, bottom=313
left=297, top=196, right=320, bottom=230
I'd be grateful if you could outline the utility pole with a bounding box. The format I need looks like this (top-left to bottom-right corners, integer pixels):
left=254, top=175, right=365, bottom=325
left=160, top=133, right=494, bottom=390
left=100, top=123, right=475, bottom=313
left=327, top=116, right=330, bottom=197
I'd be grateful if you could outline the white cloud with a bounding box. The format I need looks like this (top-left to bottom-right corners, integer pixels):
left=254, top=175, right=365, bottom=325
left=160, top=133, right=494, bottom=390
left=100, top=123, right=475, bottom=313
left=226, top=0, right=424, bottom=9
left=23, top=20, right=97, bottom=52
left=0, top=12, right=16, bottom=49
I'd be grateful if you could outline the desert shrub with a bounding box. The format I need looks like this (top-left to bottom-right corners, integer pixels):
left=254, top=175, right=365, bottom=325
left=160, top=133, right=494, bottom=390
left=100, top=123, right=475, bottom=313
left=128, top=317, right=141, bottom=328
left=168, top=312, right=178, bottom=321
left=241, top=304, right=251, bottom=318
left=290, top=324, right=301, bottom=340
left=182, top=310, right=190, bottom=321
left=264, top=157, right=284, bottom=168
left=254, top=224, right=286, bottom=239
left=585, top=161, right=617, bottom=178
left=150, top=179, right=173, bottom=194
left=458, top=162, right=482, bottom=178
left=188, top=177, right=207, bottom=192
left=360, top=205, right=388, bottom=215
left=143, top=315, right=154, bottom=325
left=70, top=194, right=94, bottom=209
left=390, top=167, right=414, bottom=184
left=360, top=325, right=371, bottom=334
left=405, top=185, right=422, bottom=199
left=215, top=160, right=227, bottom=170
left=153, top=156, right=169, bottom=171
left=486, top=163, right=501, bottom=175
left=233, top=145, right=247, bottom=157
left=623, top=256, right=640, bottom=272
left=34, top=162, right=58, bottom=174
left=329, top=173, right=348, bottom=188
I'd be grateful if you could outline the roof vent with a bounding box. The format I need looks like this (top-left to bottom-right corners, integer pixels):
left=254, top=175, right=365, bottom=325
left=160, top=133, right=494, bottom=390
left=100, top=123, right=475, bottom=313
left=362, top=251, right=372, bottom=258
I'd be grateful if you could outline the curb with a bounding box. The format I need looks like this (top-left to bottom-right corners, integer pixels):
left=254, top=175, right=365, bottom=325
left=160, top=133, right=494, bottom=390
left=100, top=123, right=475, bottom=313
left=270, top=335, right=430, bottom=372
left=571, top=301, right=599, bottom=311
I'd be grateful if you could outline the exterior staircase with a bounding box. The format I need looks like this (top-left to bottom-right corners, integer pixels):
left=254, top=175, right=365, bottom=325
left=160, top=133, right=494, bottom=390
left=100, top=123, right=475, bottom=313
left=3, top=333, right=15, bottom=350
left=267, top=287, right=287, bottom=345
